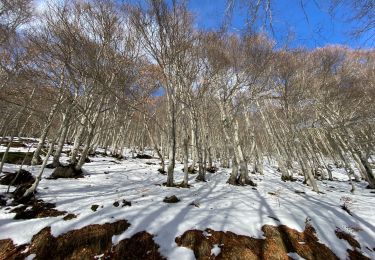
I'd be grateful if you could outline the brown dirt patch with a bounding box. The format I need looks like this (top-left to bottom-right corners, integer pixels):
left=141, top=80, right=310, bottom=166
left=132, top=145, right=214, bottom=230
left=335, top=228, right=360, bottom=249
left=135, top=154, right=153, bottom=159
left=0, top=194, right=7, bottom=206
left=110, top=231, right=166, bottom=259
left=0, top=141, right=27, bottom=148
left=0, top=170, right=35, bottom=186
left=29, top=220, right=130, bottom=259
left=176, top=223, right=368, bottom=260
left=0, top=152, right=42, bottom=165
left=0, top=239, right=28, bottom=260
left=347, top=249, right=371, bottom=260
left=206, top=167, right=218, bottom=173
left=10, top=199, right=66, bottom=219
left=262, top=223, right=337, bottom=260
left=63, top=213, right=77, bottom=221
left=0, top=220, right=165, bottom=260
left=176, top=228, right=263, bottom=259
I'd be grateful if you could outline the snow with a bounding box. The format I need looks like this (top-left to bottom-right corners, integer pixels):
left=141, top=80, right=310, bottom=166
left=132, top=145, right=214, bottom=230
left=25, top=254, right=36, bottom=260
left=211, top=244, right=221, bottom=257
left=0, top=149, right=375, bottom=259
left=287, top=252, right=306, bottom=260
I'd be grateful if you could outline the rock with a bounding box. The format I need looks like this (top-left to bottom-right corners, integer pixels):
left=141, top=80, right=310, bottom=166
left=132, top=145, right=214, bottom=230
left=49, top=164, right=83, bottom=179
left=122, top=200, right=131, bottom=207
left=158, top=169, right=166, bottom=174
left=163, top=195, right=180, bottom=203
left=91, top=205, right=99, bottom=212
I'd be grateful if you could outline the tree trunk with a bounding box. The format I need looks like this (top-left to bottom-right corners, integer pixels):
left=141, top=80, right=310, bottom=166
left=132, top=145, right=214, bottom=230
left=182, top=136, right=189, bottom=186
left=0, top=135, right=14, bottom=173
left=146, top=124, right=165, bottom=173
left=31, top=89, right=63, bottom=165
left=166, top=98, right=176, bottom=187
left=70, top=116, right=87, bottom=165
left=22, top=141, right=54, bottom=199
left=52, top=114, right=70, bottom=167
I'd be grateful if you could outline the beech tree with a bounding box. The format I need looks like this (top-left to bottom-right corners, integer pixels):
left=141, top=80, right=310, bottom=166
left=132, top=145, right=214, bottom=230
left=0, top=0, right=374, bottom=195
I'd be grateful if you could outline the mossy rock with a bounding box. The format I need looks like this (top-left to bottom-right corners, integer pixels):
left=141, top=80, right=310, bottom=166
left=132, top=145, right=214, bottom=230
left=0, top=152, right=42, bottom=165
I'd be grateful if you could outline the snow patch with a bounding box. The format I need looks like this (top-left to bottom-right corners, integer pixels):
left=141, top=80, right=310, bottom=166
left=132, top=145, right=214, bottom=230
left=287, top=252, right=306, bottom=260
left=211, top=244, right=221, bottom=256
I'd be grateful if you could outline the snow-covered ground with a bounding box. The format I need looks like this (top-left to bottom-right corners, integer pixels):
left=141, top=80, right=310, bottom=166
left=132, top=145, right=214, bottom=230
left=0, top=151, right=374, bottom=259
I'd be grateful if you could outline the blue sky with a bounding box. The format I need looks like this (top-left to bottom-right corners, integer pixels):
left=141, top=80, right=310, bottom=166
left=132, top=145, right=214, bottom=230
left=35, top=0, right=372, bottom=49
left=188, top=0, right=374, bottom=49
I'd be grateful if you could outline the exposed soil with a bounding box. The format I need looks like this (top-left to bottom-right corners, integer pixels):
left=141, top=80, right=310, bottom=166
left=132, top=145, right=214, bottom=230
left=158, top=168, right=167, bottom=174
left=45, top=162, right=62, bottom=169
left=145, top=162, right=157, bottom=165
left=63, top=213, right=77, bottom=221
left=0, top=220, right=165, bottom=260
left=335, top=228, right=370, bottom=260
left=29, top=220, right=129, bottom=259
left=335, top=227, right=360, bottom=249
left=110, top=231, right=166, bottom=260
left=205, top=166, right=218, bottom=173
left=181, top=166, right=197, bottom=174
left=135, top=154, right=153, bottom=159
left=0, top=152, right=42, bottom=165
left=0, top=239, right=28, bottom=260
left=12, top=183, right=33, bottom=202
left=175, top=222, right=370, bottom=260
left=0, top=141, right=27, bottom=148
left=10, top=198, right=67, bottom=219
left=0, top=194, right=7, bottom=206
left=112, top=200, right=131, bottom=208
left=0, top=170, right=35, bottom=186
left=111, top=154, right=124, bottom=160
left=347, top=249, right=371, bottom=260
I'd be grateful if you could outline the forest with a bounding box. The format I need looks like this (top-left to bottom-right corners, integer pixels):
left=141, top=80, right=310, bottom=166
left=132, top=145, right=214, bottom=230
left=0, top=0, right=374, bottom=259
